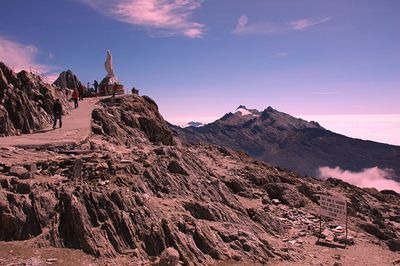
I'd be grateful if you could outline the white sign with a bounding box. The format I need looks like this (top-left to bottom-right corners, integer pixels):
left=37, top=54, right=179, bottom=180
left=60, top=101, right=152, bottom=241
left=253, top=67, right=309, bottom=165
left=319, top=195, right=347, bottom=222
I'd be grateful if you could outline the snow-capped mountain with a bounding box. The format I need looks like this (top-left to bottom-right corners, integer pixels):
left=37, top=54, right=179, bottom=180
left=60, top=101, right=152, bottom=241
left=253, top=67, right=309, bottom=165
left=171, top=105, right=400, bottom=180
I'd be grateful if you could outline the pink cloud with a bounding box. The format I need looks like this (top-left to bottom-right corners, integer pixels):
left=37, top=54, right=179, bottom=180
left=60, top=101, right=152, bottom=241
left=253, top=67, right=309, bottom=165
left=82, top=0, right=205, bottom=38
left=290, top=17, right=332, bottom=30
left=45, top=73, right=60, bottom=83
left=233, top=15, right=283, bottom=34
left=0, top=36, right=53, bottom=73
left=233, top=15, right=332, bottom=35
left=318, top=166, right=400, bottom=193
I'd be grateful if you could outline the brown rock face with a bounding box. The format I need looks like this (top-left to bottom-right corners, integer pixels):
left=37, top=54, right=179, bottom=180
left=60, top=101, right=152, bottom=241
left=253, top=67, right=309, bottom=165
left=0, top=62, right=70, bottom=136
left=92, top=95, right=174, bottom=146
left=0, top=95, right=399, bottom=265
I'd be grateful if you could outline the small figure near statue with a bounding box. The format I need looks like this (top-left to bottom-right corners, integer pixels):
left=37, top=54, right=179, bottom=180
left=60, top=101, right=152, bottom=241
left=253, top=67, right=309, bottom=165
left=93, top=80, right=99, bottom=93
left=131, top=87, right=139, bottom=95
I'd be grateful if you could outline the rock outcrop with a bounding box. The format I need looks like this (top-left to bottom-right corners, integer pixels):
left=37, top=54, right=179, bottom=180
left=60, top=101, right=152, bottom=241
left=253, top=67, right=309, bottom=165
left=92, top=95, right=174, bottom=146
left=53, top=69, right=82, bottom=90
left=0, top=95, right=399, bottom=265
left=0, top=62, right=70, bottom=136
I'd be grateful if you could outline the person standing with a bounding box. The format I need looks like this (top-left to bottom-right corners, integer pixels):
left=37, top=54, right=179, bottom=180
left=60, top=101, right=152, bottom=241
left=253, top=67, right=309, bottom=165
left=53, top=99, right=63, bottom=129
left=93, top=80, right=99, bottom=93
left=112, top=83, right=118, bottom=97
left=72, top=89, right=79, bottom=108
left=131, top=87, right=139, bottom=95
left=78, top=85, right=84, bottom=100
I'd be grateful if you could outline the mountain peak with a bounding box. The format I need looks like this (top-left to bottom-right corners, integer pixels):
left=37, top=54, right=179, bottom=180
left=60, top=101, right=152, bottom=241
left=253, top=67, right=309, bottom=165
left=53, top=70, right=82, bottom=90
left=236, top=105, right=248, bottom=110
left=235, top=105, right=260, bottom=116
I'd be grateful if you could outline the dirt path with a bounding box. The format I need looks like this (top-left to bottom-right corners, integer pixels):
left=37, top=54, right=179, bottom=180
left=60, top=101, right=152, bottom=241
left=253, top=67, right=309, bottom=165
left=0, top=98, right=100, bottom=149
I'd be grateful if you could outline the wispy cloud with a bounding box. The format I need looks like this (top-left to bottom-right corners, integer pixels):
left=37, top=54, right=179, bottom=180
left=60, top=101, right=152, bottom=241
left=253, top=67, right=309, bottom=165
left=81, top=0, right=205, bottom=38
left=233, top=15, right=332, bottom=35
left=318, top=166, right=400, bottom=193
left=0, top=36, right=53, bottom=73
left=290, top=17, right=332, bottom=30
left=272, top=51, right=289, bottom=57
left=311, top=91, right=336, bottom=95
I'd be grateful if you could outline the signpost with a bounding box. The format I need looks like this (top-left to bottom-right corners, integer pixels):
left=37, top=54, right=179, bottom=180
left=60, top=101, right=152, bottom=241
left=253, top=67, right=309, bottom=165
left=318, top=194, right=348, bottom=247
left=74, top=159, right=83, bottom=180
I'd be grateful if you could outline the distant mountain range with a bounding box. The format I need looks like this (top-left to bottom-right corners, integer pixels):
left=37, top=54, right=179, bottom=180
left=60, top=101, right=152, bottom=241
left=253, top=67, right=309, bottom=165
left=171, top=105, right=400, bottom=181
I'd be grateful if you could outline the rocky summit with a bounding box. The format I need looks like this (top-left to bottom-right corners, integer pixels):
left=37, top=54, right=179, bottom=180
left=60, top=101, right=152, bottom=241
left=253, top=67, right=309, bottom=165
left=172, top=105, right=400, bottom=181
left=0, top=62, right=70, bottom=137
left=0, top=94, right=399, bottom=265
left=53, top=69, right=83, bottom=90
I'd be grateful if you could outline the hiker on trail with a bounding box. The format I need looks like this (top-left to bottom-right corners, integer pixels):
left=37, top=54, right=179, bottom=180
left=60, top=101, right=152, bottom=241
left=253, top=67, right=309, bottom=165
left=112, top=83, right=118, bottom=97
left=78, top=85, right=84, bottom=100
left=72, top=89, right=79, bottom=108
left=53, top=99, right=63, bottom=129
left=93, top=80, right=99, bottom=93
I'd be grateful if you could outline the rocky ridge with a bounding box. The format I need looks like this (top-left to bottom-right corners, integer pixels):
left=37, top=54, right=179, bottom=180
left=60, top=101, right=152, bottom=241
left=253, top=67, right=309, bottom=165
left=0, top=62, right=70, bottom=136
left=0, top=95, right=399, bottom=265
left=172, top=105, right=400, bottom=181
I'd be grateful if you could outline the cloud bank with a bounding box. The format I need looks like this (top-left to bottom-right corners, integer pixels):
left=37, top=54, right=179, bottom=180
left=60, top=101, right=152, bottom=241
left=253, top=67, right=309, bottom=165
left=318, top=166, right=400, bottom=193
left=0, top=36, right=53, bottom=73
left=233, top=15, right=332, bottom=35
left=300, top=114, right=400, bottom=146
left=81, top=0, right=205, bottom=38
left=0, top=36, right=58, bottom=83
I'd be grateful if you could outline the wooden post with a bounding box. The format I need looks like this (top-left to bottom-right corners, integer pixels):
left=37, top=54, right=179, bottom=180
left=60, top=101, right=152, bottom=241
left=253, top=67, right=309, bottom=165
left=74, top=159, right=83, bottom=180
left=318, top=213, right=322, bottom=244
left=344, top=207, right=348, bottom=248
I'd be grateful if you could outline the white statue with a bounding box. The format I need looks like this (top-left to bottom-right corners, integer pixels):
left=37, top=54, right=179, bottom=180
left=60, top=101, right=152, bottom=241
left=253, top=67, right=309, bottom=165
left=104, top=50, right=115, bottom=78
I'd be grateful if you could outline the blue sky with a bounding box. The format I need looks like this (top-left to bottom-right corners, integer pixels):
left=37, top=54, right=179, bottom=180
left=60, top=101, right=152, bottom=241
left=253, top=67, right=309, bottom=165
left=0, top=0, right=399, bottom=123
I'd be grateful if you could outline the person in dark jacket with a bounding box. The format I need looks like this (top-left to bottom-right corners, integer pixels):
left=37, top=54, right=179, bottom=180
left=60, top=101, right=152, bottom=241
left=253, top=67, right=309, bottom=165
left=78, top=85, right=85, bottom=100
left=93, top=80, right=99, bottom=93
left=131, top=87, right=139, bottom=95
left=112, top=83, right=118, bottom=97
left=53, top=99, right=63, bottom=129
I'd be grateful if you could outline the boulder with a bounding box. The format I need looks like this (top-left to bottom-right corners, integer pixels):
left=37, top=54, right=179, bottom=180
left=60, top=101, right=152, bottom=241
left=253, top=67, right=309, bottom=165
left=9, top=166, right=30, bottom=179
left=386, top=239, right=400, bottom=252
left=158, top=247, right=180, bottom=266
left=168, top=160, right=188, bottom=176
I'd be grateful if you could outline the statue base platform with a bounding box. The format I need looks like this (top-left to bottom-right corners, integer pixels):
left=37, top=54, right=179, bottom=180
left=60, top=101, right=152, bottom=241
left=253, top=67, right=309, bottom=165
left=99, top=76, right=125, bottom=96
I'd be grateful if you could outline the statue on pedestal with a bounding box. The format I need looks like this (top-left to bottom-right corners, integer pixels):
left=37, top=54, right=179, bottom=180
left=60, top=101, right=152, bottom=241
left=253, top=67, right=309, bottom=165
left=105, top=50, right=115, bottom=78
left=99, top=49, right=124, bottom=96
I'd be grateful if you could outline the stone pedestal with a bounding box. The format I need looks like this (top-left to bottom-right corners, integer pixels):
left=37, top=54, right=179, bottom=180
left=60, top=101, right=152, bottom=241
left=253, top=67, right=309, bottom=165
left=98, top=76, right=125, bottom=96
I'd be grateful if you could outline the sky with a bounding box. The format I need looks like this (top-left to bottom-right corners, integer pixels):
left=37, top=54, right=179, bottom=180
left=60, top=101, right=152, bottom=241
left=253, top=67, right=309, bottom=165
left=0, top=0, right=399, bottom=144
